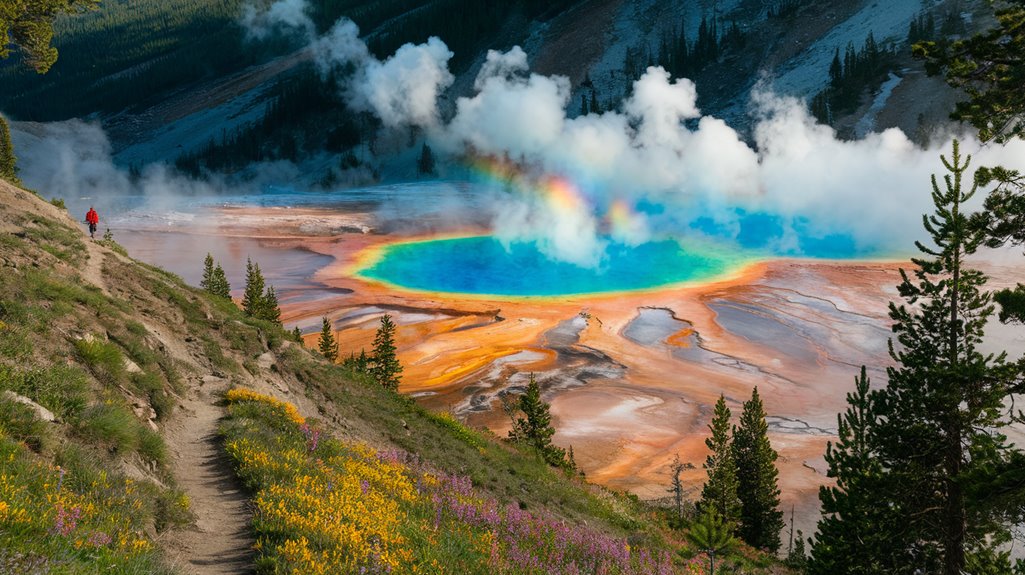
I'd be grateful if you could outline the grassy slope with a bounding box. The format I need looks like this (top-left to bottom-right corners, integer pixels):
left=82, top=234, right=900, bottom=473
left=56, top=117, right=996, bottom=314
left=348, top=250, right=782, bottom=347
left=0, top=180, right=791, bottom=573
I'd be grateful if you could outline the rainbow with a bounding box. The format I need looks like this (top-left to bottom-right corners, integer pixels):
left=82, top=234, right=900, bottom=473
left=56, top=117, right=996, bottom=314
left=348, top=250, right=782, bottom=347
left=465, top=154, right=645, bottom=236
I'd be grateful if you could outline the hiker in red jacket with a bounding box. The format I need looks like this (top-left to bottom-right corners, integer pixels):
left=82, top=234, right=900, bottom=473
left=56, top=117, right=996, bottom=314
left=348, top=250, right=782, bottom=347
left=85, top=207, right=99, bottom=238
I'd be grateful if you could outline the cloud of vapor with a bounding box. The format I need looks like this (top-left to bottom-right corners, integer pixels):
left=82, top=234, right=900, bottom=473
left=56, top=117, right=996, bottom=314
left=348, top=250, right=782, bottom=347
left=240, top=0, right=315, bottom=40
left=8, top=119, right=302, bottom=223
left=19, top=0, right=1024, bottom=272
left=256, top=0, right=1025, bottom=265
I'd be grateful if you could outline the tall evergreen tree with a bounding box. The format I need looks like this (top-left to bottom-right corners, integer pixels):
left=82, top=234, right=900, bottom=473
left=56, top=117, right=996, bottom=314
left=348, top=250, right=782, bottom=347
left=210, top=263, right=231, bottom=299
left=808, top=368, right=908, bottom=574
left=733, top=387, right=783, bottom=552
left=261, top=285, right=281, bottom=326
left=200, top=254, right=231, bottom=299
left=509, top=374, right=565, bottom=466
left=200, top=253, right=215, bottom=292
left=699, top=395, right=741, bottom=529
left=292, top=326, right=303, bottom=344
left=0, top=116, right=19, bottom=184
left=919, top=0, right=1025, bottom=324
left=317, top=316, right=338, bottom=362
left=369, top=314, right=402, bottom=389
left=811, top=142, right=1025, bottom=575
left=0, top=0, right=99, bottom=74
left=241, top=257, right=265, bottom=317
left=872, top=141, right=1024, bottom=574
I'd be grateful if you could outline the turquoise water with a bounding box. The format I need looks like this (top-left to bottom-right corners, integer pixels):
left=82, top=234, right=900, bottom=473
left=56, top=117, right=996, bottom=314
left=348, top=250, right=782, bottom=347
left=357, top=236, right=756, bottom=297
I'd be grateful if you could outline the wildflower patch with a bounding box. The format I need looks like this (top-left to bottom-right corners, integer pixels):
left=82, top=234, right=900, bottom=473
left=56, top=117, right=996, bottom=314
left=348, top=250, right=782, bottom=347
left=222, top=387, right=676, bottom=574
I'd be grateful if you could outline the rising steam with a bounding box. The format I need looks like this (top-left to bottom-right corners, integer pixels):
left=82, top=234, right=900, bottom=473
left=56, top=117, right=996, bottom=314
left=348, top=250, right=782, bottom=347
left=9, top=0, right=1025, bottom=269
left=238, top=0, right=1025, bottom=266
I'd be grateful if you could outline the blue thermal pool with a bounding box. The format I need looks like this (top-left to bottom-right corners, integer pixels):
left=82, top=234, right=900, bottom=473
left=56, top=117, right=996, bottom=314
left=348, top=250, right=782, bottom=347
left=354, top=236, right=759, bottom=297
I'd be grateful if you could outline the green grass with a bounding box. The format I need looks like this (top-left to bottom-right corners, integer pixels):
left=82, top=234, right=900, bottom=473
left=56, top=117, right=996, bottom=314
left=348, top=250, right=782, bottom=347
left=0, top=364, right=90, bottom=420
left=0, top=396, right=52, bottom=453
left=74, top=339, right=127, bottom=387
left=75, top=403, right=167, bottom=466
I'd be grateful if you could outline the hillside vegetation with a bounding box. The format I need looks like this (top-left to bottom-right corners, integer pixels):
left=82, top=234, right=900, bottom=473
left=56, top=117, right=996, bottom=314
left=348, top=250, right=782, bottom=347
left=0, top=181, right=793, bottom=573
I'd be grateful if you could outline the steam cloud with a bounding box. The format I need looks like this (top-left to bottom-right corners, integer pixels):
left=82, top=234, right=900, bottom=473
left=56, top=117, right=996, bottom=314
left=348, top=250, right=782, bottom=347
left=240, top=1, right=1025, bottom=266
left=11, top=1, right=1025, bottom=269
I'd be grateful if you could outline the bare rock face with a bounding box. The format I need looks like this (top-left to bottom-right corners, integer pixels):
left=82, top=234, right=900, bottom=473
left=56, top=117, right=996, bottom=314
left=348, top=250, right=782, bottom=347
left=124, top=358, right=144, bottom=374
left=3, top=390, right=57, bottom=423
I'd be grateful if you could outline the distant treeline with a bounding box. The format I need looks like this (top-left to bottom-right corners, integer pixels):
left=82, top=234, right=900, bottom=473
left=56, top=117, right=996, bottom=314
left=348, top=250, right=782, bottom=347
left=809, top=33, right=897, bottom=124
left=614, top=15, right=746, bottom=104
left=0, top=0, right=580, bottom=122
left=808, top=5, right=969, bottom=127
left=177, top=0, right=580, bottom=174
left=175, top=66, right=374, bottom=176
left=0, top=0, right=289, bottom=120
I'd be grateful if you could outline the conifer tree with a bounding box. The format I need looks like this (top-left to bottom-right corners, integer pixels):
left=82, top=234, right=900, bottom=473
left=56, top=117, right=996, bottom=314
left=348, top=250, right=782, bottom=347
left=241, top=258, right=266, bottom=317
left=292, top=326, right=303, bottom=344
left=200, top=253, right=215, bottom=292
left=317, top=316, right=338, bottom=362
left=808, top=368, right=905, bottom=574
left=699, top=395, right=742, bottom=529
left=210, top=264, right=231, bottom=299
left=687, top=508, right=736, bottom=575
left=200, top=254, right=232, bottom=299
left=509, top=374, right=565, bottom=466
left=261, top=285, right=281, bottom=326
left=810, top=142, right=1025, bottom=575
left=872, top=141, right=1024, bottom=574
left=733, top=387, right=783, bottom=552
left=369, top=314, right=402, bottom=389
left=0, top=0, right=99, bottom=74
left=0, top=116, right=19, bottom=184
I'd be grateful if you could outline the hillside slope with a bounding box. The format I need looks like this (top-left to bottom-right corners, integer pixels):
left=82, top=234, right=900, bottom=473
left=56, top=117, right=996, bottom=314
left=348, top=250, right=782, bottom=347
left=0, top=181, right=794, bottom=572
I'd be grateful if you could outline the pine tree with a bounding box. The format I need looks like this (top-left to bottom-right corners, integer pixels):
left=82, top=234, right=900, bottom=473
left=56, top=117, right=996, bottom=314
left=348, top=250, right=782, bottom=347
left=261, top=285, right=281, bottom=325
left=733, top=387, right=784, bottom=552
left=786, top=530, right=807, bottom=571
left=241, top=257, right=266, bottom=317
left=200, top=253, right=215, bottom=292
left=0, top=116, right=19, bottom=184
left=687, top=508, right=736, bottom=575
left=872, top=141, right=1024, bottom=574
left=292, top=326, right=302, bottom=344
left=509, top=374, right=565, bottom=466
left=210, top=264, right=231, bottom=299
left=828, top=48, right=843, bottom=89
left=699, top=395, right=742, bottom=529
left=808, top=368, right=905, bottom=574
left=810, top=142, right=1025, bottom=575
left=317, top=316, right=338, bottom=362
left=0, top=1, right=99, bottom=74
left=369, top=314, right=402, bottom=389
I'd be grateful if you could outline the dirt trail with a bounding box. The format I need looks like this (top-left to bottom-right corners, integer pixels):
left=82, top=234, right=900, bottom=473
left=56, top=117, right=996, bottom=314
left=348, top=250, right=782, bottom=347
left=78, top=235, right=255, bottom=574
left=81, top=239, right=110, bottom=296
left=163, top=377, right=254, bottom=575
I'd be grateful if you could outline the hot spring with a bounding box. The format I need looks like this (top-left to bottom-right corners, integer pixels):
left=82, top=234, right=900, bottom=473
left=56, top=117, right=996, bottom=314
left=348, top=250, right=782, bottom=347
left=354, top=236, right=761, bottom=297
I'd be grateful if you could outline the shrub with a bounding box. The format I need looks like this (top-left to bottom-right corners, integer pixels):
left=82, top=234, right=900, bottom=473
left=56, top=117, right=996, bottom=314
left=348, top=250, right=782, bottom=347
left=0, top=396, right=51, bottom=453
left=74, top=339, right=126, bottom=386
left=76, top=403, right=139, bottom=453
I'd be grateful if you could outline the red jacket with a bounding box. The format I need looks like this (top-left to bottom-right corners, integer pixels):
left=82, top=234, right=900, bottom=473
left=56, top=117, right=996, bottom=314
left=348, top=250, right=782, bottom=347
left=86, top=209, right=99, bottom=225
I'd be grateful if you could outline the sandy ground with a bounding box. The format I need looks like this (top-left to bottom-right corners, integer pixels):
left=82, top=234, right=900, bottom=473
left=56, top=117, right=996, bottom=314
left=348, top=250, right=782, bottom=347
left=115, top=203, right=1023, bottom=537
